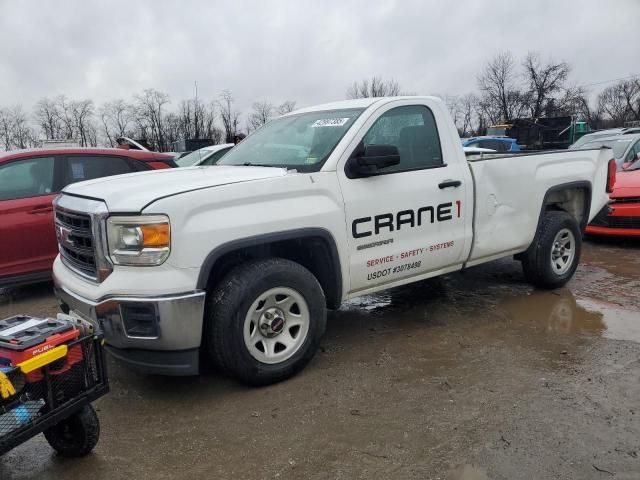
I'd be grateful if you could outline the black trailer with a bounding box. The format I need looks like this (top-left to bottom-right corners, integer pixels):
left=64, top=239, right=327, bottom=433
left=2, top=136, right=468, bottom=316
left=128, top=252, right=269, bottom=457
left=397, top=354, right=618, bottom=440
left=0, top=321, right=108, bottom=457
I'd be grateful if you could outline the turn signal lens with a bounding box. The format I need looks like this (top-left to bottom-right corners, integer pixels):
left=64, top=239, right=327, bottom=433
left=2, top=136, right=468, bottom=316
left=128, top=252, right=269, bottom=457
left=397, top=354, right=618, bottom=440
left=141, top=224, right=170, bottom=248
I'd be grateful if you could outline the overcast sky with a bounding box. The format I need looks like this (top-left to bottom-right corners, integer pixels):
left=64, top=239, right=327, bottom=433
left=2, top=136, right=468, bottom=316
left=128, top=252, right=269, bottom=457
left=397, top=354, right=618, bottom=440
left=0, top=0, right=638, bottom=117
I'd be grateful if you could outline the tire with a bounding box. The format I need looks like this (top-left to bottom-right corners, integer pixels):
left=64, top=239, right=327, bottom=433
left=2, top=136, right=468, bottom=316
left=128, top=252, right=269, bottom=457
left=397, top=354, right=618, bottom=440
left=521, top=210, right=582, bottom=289
left=44, top=404, right=100, bottom=457
left=204, top=258, right=327, bottom=386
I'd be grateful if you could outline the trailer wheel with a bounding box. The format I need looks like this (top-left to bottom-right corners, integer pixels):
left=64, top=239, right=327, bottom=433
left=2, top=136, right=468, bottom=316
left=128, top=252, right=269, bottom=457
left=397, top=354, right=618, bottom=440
left=204, top=258, right=326, bottom=386
left=44, top=404, right=100, bottom=457
left=521, top=210, right=582, bottom=289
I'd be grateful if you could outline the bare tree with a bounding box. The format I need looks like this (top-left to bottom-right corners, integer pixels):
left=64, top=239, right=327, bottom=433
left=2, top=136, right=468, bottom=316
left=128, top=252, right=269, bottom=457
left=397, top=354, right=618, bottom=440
left=522, top=52, right=571, bottom=118
left=0, top=108, right=13, bottom=150
left=134, top=89, right=170, bottom=150
left=622, top=78, right=640, bottom=120
left=0, top=106, right=39, bottom=150
left=218, top=90, right=241, bottom=143
left=70, top=99, right=95, bottom=147
left=459, top=93, right=479, bottom=136
left=99, top=99, right=134, bottom=146
left=34, top=97, right=63, bottom=140
left=55, top=95, right=76, bottom=140
left=597, top=82, right=633, bottom=125
left=477, top=52, right=525, bottom=122
left=346, top=77, right=402, bottom=99
left=277, top=100, right=296, bottom=115
left=202, top=102, right=223, bottom=143
left=247, top=101, right=274, bottom=132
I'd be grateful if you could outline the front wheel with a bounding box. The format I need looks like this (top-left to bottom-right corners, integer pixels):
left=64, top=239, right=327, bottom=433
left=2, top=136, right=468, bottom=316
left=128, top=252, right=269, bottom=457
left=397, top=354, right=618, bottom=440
left=204, top=258, right=327, bottom=386
left=44, top=404, right=100, bottom=457
left=521, top=210, right=582, bottom=289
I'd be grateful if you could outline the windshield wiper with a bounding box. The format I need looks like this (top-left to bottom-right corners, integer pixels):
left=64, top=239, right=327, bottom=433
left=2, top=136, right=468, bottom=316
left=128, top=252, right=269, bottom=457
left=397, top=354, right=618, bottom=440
left=243, top=162, right=268, bottom=167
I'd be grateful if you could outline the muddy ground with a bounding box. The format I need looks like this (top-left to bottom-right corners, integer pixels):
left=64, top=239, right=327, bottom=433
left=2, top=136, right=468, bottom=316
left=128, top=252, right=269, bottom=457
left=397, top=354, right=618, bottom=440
left=0, top=238, right=638, bottom=480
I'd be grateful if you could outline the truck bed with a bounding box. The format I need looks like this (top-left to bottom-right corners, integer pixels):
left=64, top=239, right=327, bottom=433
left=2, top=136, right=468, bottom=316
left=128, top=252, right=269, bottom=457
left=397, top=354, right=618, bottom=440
left=465, top=148, right=612, bottom=267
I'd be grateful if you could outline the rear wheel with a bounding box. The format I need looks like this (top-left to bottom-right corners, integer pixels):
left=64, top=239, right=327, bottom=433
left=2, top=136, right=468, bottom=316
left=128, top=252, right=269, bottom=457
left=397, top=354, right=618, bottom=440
left=204, top=258, right=326, bottom=386
left=521, top=210, right=582, bottom=289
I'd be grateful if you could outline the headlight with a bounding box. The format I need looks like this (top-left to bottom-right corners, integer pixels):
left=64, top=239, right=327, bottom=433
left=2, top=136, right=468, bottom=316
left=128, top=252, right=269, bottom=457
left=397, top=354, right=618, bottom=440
left=106, top=215, right=170, bottom=266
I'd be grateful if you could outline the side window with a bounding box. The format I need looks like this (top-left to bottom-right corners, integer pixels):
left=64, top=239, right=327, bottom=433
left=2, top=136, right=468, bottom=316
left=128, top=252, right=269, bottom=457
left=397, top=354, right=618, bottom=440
left=200, top=147, right=232, bottom=166
left=0, top=157, right=55, bottom=201
left=64, top=156, right=133, bottom=186
left=483, top=140, right=506, bottom=152
left=362, top=105, right=443, bottom=173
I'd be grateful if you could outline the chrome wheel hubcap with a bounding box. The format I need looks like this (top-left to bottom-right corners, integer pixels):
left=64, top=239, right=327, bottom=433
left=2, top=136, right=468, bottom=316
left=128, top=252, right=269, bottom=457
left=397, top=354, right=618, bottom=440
left=550, top=228, right=575, bottom=275
left=243, top=287, right=310, bottom=364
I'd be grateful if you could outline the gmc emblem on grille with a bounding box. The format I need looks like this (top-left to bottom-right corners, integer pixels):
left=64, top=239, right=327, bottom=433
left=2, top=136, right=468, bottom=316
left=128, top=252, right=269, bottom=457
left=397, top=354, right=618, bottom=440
left=56, top=225, right=75, bottom=248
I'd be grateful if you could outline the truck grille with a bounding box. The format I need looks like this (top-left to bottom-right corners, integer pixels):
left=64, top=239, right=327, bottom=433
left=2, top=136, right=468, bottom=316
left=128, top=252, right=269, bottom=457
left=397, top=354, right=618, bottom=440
left=55, top=209, right=98, bottom=280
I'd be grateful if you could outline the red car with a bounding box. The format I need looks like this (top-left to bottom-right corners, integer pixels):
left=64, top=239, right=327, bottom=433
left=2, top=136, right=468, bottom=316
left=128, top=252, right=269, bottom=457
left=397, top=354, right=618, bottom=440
left=586, top=159, right=640, bottom=237
left=0, top=148, right=176, bottom=287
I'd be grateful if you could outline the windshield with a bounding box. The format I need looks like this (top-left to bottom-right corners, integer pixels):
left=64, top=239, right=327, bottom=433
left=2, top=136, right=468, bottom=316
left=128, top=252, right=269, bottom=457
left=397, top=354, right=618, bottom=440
left=176, top=149, right=216, bottom=167
left=217, top=108, right=364, bottom=172
left=570, top=132, right=619, bottom=149
left=578, top=139, right=631, bottom=159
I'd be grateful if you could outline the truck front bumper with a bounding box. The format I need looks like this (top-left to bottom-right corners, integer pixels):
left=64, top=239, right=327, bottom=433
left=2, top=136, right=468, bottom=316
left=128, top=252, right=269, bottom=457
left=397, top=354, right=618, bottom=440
left=53, top=278, right=206, bottom=376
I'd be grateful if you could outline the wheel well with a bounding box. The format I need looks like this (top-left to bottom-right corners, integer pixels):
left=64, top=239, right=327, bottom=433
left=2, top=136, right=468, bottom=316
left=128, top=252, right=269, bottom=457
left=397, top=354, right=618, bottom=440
left=517, top=182, right=592, bottom=260
left=198, top=232, right=342, bottom=309
left=542, top=184, right=591, bottom=230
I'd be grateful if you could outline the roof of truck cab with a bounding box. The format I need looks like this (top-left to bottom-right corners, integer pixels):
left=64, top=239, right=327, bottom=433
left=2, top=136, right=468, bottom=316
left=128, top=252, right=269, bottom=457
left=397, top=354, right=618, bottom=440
left=288, top=96, right=443, bottom=115
left=0, top=147, right=174, bottom=163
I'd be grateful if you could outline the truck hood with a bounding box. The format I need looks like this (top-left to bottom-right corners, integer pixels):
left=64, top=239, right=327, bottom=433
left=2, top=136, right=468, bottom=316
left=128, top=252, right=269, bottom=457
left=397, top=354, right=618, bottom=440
left=62, top=165, right=289, bottom=211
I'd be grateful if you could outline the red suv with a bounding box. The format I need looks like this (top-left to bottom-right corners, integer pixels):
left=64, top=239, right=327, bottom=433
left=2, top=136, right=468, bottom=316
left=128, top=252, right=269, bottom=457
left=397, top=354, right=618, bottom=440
left=0, top=148, right=176, bottom=287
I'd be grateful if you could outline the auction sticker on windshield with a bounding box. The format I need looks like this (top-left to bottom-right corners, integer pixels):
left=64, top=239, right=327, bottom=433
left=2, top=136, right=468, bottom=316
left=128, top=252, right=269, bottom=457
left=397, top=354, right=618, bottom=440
left=311, top=118, right=351, bottom=128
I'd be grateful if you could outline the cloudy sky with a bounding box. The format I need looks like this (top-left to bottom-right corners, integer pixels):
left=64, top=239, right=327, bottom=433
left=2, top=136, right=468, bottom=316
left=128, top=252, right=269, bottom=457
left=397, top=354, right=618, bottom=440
left=0, top=0, right=638, bottom=116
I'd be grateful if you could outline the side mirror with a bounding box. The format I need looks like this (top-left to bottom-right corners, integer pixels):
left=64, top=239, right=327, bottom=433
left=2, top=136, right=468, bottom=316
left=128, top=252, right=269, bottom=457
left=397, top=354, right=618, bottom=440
left=346, top=144, right=400, bottom=178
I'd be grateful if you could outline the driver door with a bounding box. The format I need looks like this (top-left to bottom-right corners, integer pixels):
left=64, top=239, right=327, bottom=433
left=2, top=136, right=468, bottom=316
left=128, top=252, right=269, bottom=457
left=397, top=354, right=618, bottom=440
left=337, top=101, right=472, bottom=294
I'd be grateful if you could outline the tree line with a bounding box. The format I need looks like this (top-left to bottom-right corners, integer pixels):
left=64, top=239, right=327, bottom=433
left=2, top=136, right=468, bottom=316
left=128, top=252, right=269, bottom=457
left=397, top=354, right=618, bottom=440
left=347, top=52, right=640, bottom=137
left=1, top=50, right=638, bottom=151
left=0, top=89, right=297, bottom=151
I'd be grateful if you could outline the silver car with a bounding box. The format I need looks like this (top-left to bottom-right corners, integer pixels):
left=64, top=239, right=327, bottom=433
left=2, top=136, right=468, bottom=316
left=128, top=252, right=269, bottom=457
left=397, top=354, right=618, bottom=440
left=175, top=143, right=235, bottom=167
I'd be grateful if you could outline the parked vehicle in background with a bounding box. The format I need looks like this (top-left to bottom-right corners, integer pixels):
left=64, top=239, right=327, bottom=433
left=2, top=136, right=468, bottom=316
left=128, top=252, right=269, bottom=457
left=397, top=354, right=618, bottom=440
left=462, top=136, right=519, bottom=152
left=0, top=148, right=176, bottom=287
left=587, top=157, right=640, bottom=237
left=175, top=144, right=234, bottom=167
left=569, top=127, right=640, bottom=150
left=171, top=138, right=215, bottom=153
left=574, top=134, right=640, bottom=170
left=115, top=137, right=154, bottom=151
left=52, top=96, right=613, bottom=385
left=488, top=116, right=591, bottom=150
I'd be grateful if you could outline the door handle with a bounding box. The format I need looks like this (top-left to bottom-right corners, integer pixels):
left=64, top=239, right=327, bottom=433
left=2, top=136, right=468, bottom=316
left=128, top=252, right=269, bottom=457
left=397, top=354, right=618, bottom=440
left=438, top=180, right=461, bottom=189
left=28, top=205, right=53, bottom=214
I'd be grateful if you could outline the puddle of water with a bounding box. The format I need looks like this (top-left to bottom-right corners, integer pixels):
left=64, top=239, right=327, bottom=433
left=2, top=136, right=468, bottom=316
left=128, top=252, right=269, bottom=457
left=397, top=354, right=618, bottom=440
left=500, top=289, right=640, bottom=344
left=576, top=297, right=640, bottom=344
left=501, top=290, right=605, bottom=336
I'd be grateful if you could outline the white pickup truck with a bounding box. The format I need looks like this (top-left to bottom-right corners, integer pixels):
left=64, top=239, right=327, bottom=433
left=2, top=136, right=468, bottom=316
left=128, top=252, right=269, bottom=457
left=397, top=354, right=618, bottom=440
left=52, top=97, right=615, bottom=385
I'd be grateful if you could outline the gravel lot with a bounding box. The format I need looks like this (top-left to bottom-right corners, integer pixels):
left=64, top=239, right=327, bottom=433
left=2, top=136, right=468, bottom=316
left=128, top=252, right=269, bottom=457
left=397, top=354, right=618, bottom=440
left=1, top=238, right=639, bottom=480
